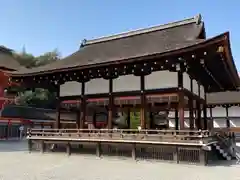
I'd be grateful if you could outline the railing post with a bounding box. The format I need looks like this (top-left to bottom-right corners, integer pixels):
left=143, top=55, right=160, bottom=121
left=40, top=140, right=45, bottom=153
left=174, top=146, right=179, bottom=163
left=66, top=143, right=71, bottom=156
left=199, top=150, right=207, bottom=166
left=28, top=139, right=33, bottom=153
left=96, top=142, right=101, bottom=157
left=132, top=143, right=136, bottom=160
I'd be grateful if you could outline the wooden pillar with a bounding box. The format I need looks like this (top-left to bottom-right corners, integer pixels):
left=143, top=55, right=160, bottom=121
left=140, top=75, right=146, bottom=129
left=178, top=71, right=184, bottom=130
left=203, top=90, right=208, bottom=130
left=127, top=108, right=131, bottom=129
left=197, top=83, right=203, bottom=130
left=225, top=105, right=230, bottom=128
left=40, top=140, right=45, bottom=153
left=189, top=78, right=194, bottom=130
left=28, top=139, right=33, bottom=153
left=55, top=86, right=61, bottom=129
left=149, top=110, right=154, bottom=129
left=93, top=110, right=97, bottom=128
left=108, top=79, right=113, bottom=129
left=189, top=98, right=194, bottom=130
left=175, top=109, right=179, bottom=130
left=196, top=101, right=201, bottom=130
left=132, top=143, right=136, bottom=160
left=203, top=104, right=207, bottom=130
left=80, top=82, right=86, bottom=129
left=209, top=106, right=213, bottom=130
left=76, top=110, right=80, bottom=128
left=96, top=142, right=101, bottom=157
left=66, top=143, right=71, bottom=156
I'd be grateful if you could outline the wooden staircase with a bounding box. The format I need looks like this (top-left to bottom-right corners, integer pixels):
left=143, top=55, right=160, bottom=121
left=213, top=132, right=240, bottom=162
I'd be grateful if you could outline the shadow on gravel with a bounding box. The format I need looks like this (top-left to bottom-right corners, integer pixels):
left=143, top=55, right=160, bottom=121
left=0, top=140, right=28, bottom=152
left=207, top=160, right=240, bottom=167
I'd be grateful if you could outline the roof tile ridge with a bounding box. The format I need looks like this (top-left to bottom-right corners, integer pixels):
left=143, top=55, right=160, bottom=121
left=83, top=14, right=202, bottom=46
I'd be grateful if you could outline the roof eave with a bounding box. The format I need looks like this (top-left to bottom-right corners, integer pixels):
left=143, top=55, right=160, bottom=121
left=223, top=32, right=240, bottom=88
left=10, top=33, right=229, bottom=77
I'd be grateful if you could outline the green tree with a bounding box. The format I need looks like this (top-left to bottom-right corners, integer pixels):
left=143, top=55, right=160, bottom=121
left=17, top=89, right=57, bottom=109
left=14, top=47, right=60, bottom=68
left=10, top=48, right=61, bottom=108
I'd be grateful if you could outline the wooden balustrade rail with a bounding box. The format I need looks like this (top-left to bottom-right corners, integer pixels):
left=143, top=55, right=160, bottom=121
left=27, top=128, right=213, bottom=145
left=28, top=128, right=210, bottom=136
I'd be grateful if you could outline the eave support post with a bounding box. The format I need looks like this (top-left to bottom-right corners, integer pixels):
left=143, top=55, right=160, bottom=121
left=177, top=71, right=185, bottom=130
left=127, top=108, right=131, bottom=129
left=79, top=82, right=87, bottom=129
left=189, top=98, right=194, bottom=130
left=196, top=102, right=201, bottom=130
left=225, top=105, right=230, bottom=128
left=195, top=83, right=202, bottom=130
left=55, top=86, right=61, bottom=129
left=175, top=109, right=179, bottom=130
left=203, top=92, right=207, bottom=130
left=108, top=79, right=113, bottom=129
left=209, top=106, right=214, bottom=130
left=140, top=75, right=146, bottom=129
left=149, top=105, right=154, bottom=129
left=189, top=78, right=194, bottom=130
left=80, top=82, right=86, bottom=129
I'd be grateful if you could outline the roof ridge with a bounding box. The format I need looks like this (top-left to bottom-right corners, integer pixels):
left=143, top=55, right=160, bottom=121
left=84, top=14, right=202, bottom=46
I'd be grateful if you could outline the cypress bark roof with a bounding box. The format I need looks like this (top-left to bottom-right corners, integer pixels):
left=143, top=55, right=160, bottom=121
left=0, top=46, right=25, bottom=71
left=11, top=14, right=206, bottom=75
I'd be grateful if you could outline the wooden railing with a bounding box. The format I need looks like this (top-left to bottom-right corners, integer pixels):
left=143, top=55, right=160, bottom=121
left=27, top=129, right=213, bottom=145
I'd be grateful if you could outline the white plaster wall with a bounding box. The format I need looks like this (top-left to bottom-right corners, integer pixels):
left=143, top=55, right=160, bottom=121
left=180, top=107, right=240, bottom=118
left=113, top=75, right=140, bottom=92
left=228, top=106, right=240, bottom=117
left=60, top=81, right=82, bottom=97
left=183, top=72, right=191, bottom=91
left=207, top=91, right=240, bottom=104
left=192, top=79, right=198, bottom=95
left=85, top=78, right=109, bottom=94
left=207, top=108, right=211, bottom=117
left=200, top=85, right=205, bottom=99
left=212, top=107, right=226, bottom=117
left=145, top=71, right=178, bottom=90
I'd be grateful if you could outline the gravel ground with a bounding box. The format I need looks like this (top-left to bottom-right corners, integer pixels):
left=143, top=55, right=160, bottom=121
left=0, top=140, right=239, bottom=180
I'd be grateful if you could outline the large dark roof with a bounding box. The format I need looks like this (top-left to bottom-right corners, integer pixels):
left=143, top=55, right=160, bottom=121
left=11, top=14, right=206, bottom=75
left=0, top=46, right=25, bottom=71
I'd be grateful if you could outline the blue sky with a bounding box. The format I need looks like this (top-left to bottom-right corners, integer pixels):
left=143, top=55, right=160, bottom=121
left=1, top=0, right=240, bottom=69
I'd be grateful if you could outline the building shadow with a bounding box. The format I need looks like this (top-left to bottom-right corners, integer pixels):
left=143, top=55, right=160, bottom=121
left=0, top=139, right=28, bottom=152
